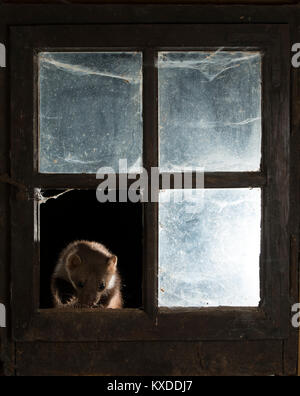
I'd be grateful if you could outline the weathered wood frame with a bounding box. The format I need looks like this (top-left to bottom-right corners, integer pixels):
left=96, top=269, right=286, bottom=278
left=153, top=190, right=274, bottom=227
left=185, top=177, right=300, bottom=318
left=9, top=23, right=290, bottom=344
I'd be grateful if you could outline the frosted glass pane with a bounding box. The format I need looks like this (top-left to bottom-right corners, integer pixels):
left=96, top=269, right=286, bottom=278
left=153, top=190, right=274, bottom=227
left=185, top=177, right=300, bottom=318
left=159, top=189, right=261, bottom=307
left=39, top=52, right=143, bottom=173
left=159, top=52, right=262, bottom=172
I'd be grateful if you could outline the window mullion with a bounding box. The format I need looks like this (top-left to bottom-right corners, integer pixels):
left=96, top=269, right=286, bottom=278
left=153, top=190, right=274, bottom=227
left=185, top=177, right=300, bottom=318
left=143, top=48, right=159, bottom=319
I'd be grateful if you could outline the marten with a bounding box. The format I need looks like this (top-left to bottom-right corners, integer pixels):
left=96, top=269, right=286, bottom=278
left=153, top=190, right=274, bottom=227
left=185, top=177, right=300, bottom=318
left=51, top=241, right=123, bottom=309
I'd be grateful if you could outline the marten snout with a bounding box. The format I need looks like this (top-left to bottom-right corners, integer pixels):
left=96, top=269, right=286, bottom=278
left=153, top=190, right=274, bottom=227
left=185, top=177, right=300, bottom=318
left=80, top=294, right=97, bottom=307
left=75, top=278, right=103, bottom=307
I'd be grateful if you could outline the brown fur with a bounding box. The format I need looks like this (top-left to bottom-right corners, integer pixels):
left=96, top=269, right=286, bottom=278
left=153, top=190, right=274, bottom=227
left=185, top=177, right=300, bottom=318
left=51, top=241, right=123, bottom=309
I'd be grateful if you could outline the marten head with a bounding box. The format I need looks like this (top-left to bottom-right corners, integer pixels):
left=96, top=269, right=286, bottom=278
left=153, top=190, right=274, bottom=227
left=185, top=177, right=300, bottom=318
left=65, top=241, right=118, bottom=307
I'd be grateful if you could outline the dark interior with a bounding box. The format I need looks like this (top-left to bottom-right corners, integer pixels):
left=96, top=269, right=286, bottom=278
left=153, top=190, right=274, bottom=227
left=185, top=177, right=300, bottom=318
left=40, top=189, right=143, bottom=309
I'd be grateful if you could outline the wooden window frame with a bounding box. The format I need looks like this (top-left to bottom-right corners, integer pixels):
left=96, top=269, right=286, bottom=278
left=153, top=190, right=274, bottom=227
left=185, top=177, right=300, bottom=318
left=10, top=23, right=290, bottom=343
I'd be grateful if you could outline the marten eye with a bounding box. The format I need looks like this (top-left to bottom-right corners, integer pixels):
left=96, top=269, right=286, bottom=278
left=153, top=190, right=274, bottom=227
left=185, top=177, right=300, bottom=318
left=98, top=282, right=106, bottom=291
left=77, top=281, right=85, bottom=289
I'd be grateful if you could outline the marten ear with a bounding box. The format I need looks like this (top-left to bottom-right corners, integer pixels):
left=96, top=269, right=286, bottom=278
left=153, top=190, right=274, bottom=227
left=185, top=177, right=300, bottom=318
left=67, top=254, right=81, bottom=272
left=108, top=255, right=118, bottom=271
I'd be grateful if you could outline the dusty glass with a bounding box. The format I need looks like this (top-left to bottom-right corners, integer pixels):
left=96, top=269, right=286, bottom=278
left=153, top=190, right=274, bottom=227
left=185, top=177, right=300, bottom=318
left=159, top=188, right=261, bottom=307
left=39, top=52, right=143, bottom=173
left=159, top=51, right=262, bottom=172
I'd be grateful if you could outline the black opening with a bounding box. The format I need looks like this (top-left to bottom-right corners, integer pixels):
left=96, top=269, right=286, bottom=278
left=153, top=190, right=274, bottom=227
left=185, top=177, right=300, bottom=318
left=40, top=189, right=143, bottom=309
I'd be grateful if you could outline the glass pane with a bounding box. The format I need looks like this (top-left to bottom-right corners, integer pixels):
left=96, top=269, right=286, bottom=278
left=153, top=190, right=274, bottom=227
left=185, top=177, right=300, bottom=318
left=39, top=52, right=143, bottom=173
left=159, top=51, right=262, bottom=172
left=159, top=189, right=261, bottom=307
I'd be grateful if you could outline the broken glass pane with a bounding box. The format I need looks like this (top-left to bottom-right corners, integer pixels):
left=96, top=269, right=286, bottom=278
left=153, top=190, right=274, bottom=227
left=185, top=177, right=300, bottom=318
left=159, top=189, right=261, bottom=307
left=158, top=51, right=262, bottom=172
left=39, top=52, right=143, bottom=173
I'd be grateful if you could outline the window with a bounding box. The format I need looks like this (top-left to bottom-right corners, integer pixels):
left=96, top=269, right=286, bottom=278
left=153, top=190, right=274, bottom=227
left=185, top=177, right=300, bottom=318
left=158, top=51, right=262, bottom=172
left=38, top=51, right=144, bottom=309
left=158, top=50, right=262, bottom=308
left=10, top=23, right=290, bottom=344
left=39, top=52, right=143, bottom=174
left=159, top=188, right=261, bottom=308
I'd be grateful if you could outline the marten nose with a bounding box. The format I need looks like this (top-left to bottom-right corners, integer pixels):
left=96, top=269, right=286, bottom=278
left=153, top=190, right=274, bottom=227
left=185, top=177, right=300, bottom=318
left=81, top=295, right=95, bottom=307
